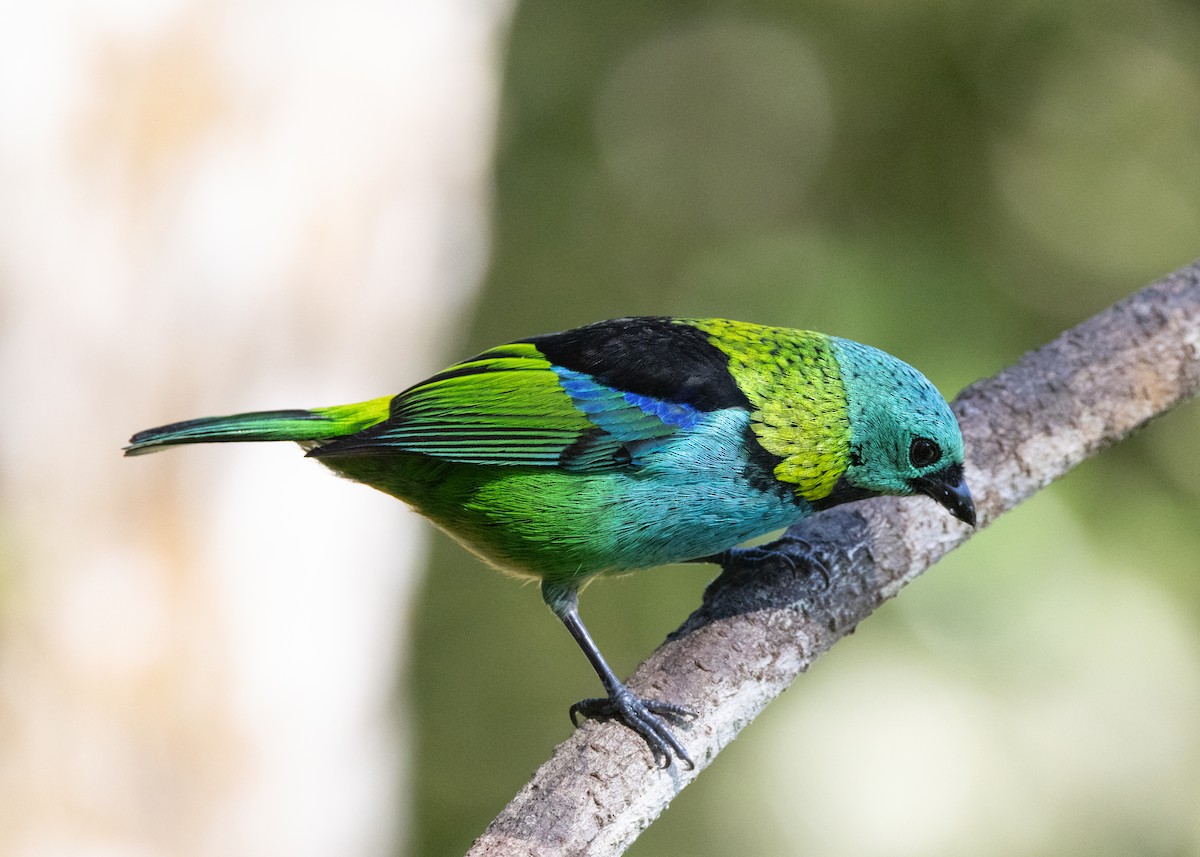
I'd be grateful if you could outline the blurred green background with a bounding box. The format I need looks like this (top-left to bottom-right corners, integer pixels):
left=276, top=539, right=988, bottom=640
left=410, top=2, right=1200, bottom=856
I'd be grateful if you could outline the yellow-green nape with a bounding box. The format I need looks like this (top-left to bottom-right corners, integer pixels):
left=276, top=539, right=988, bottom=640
left=678, top=319, right=852, bottom=502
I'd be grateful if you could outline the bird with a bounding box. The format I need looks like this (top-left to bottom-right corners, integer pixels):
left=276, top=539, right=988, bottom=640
left=126, top=316, right=975, bottom=768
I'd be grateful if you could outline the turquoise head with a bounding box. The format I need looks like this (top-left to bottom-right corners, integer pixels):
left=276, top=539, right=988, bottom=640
left=830, top=337, right=975, bottom=525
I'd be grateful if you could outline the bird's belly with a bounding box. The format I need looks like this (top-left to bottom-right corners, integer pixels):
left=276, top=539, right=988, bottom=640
left=448, top=466, right=807, bottom=581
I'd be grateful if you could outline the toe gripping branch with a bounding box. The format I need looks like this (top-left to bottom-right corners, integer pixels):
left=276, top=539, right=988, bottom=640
left=570, top=689, right=695, bottom=770
left=697, top=538, right=832, bottom=604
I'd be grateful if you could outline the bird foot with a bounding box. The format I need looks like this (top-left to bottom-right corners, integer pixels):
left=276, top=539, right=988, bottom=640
left=570, top=687, right=696, bottom=769
left=706, top=541, right=831, bottom=587
left=698, top=541, right=831, bottom=606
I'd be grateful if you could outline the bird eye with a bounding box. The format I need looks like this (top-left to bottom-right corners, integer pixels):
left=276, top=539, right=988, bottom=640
left=909, top=437, right=941, bottom=469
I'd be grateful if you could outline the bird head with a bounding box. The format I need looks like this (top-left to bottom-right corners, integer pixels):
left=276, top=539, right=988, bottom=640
left=833, top=338, right=976, bottom=527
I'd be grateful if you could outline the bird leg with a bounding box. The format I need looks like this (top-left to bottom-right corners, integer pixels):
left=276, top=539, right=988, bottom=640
left=541, top=581, right=695, bottom=769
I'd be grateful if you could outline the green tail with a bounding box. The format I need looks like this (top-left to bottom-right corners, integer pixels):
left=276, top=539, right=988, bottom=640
left=125, top=396, right=394, bottom=456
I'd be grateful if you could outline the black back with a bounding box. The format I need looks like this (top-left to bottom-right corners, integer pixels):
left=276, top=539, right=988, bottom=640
left=525, top=317, right=750, bottom=412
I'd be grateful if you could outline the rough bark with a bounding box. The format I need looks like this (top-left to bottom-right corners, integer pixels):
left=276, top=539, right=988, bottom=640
left=465, top=259, right=1200, bottom=857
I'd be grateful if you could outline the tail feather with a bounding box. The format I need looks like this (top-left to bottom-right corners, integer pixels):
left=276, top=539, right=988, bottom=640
left=124, top=410, right=338, bottom=456
left=125, top=396, right=394, bottom=456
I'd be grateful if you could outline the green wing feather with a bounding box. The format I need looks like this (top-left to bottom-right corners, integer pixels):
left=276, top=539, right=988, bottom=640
left=310, top=343, right=691, bottom=472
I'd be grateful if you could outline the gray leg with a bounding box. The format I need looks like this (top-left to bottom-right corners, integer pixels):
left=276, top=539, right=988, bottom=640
left=541, top=580, right=694, bottom=769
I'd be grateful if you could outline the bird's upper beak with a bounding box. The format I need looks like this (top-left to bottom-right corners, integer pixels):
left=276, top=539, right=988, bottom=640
left=914, top=463, right=976, bottom=527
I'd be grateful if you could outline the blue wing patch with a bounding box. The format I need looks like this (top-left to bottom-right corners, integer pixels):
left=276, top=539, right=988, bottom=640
left=552, top=367, right=702, bottom=472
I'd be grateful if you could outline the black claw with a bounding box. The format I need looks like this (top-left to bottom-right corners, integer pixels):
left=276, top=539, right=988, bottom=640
left=570, top=689, right=696, bottom=769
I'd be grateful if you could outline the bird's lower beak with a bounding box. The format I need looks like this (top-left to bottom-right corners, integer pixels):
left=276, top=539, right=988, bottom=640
left=915, top=464, right=976, bottom=527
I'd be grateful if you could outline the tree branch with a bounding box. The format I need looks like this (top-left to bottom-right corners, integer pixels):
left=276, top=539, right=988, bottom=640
left=466, top=260, right=1200, bottom=857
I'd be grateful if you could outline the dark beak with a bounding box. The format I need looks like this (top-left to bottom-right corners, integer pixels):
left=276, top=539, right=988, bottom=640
left=914, top=463, right=976, bottom=527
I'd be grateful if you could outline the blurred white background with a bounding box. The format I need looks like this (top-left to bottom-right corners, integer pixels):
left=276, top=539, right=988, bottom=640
left=0, top=2, right=509, bottom=855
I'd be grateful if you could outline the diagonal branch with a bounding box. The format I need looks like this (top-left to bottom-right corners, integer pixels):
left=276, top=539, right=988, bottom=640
left=466, top=259, right=1200, bottom=857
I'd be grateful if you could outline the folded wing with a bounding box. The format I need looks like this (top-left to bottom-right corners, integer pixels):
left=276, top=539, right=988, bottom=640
left=309, top=342, right=703, bottom=473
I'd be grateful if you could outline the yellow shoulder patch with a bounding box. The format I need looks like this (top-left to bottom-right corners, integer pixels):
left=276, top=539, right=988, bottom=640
left=681, top=319, right=851, bottom=502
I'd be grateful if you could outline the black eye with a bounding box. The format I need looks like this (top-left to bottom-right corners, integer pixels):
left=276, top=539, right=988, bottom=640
left=909, top=437, right=941, bottom=469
